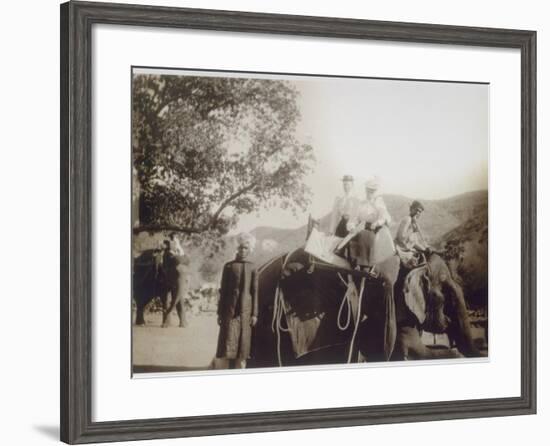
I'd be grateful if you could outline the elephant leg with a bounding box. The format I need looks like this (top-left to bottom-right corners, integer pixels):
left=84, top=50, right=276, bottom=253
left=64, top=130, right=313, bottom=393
left=425, top=347, right=464, bottom=359
left=377, top=256, right=400, bottom=360
left=160, top=291, right=169, bottom=314
left=162, top=288, right=177, bottom=328
left=157, top=292, right=167, bottom=326
left=359, top=260, right=398, bottom=362
left=381, top=275, right=397, bottom=360
left=394, top=326, right=421, bottom=360
left=395, top=326, right=463, bottom=360
left=445, top=279, right=480, bottom=357
left=395, top=326, right=432, bottom=360
left=134, top=299, right=146, bottom=326
left=176, top=301, right=188, bottom=328
left=174, top=264, right=190, bottom=327
left=359, top=276, right=397, bottom=362
left=161, top=263, right=190, bottom=328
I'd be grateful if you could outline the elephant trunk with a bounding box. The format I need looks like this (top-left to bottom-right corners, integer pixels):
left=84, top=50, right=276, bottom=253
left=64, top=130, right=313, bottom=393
left=445, top=279, right=479, bottom=357
left=425, top=290, right=449, bottom=334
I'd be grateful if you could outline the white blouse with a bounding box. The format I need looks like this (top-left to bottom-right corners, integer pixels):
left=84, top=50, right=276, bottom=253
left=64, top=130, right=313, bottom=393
left=352, top=195, right=391, bottom=229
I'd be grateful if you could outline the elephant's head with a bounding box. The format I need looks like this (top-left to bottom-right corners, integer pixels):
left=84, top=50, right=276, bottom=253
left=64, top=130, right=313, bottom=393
left=402, top=254, right=478, bottom=356
left=404, top=255, right=459, bottom=333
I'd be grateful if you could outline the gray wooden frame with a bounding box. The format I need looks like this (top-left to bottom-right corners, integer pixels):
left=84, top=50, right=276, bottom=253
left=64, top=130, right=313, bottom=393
left=60, top=1, right=537, bottom=443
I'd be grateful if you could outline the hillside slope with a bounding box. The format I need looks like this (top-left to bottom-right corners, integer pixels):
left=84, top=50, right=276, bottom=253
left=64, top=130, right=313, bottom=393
left=247, top=190, right=488, bottom=267
left=437, top=207, right=488, bottom=307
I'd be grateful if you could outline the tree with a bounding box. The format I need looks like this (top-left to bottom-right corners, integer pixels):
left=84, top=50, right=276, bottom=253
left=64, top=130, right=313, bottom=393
left=132, top=74, right=314, bottom=243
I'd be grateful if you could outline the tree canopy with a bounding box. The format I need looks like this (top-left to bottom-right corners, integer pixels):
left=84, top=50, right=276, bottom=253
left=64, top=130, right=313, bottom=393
left=132, top=74, right=314, bottom=243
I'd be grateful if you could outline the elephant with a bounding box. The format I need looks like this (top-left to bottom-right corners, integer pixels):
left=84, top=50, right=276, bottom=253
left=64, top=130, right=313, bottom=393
left=392, top=253, right=480, bottom=360
left=132, top=249, right=191, bottom=327
left=249, top=248, right=481, bottom=368
left=250, top=248, right=348, bottom=368
left=250, top=248, right=399, bottom=367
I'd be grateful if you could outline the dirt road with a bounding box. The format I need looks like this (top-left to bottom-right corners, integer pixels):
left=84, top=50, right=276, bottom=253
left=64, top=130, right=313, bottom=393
left=132, top=311, right=218, bottom=373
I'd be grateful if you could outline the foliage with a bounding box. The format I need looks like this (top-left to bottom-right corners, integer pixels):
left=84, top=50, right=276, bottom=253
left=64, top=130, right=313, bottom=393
left=198, top=257, right=220, bottom=283
left=144, top=285, right=219, bottom=316
left=440, top=210, right=488, bottom=307
left=132, top=74, right=315, bottom=247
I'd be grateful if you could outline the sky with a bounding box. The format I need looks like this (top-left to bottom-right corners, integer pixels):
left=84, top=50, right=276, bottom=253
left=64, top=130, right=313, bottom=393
left=136, top=68, right=489, bottom=233
left=236, top=75, right=488, bottom=232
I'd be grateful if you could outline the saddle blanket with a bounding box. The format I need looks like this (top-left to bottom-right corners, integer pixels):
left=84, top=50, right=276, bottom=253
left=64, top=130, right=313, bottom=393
left=304, top=228, right=350, bottom=269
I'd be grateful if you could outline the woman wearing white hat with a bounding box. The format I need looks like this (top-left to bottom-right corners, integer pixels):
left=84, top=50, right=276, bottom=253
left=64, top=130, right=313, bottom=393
left=347, top=176, right=396, bottom=269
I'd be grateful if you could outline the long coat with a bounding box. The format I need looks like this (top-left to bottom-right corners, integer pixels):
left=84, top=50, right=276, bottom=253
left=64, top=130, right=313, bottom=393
left=216, top=259, right=258, bottom=360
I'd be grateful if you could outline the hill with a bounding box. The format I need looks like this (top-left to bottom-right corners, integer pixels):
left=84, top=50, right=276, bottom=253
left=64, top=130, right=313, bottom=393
left=246, top=190, right=488, bottom=267
left=437, top=206, right=488, bottom=307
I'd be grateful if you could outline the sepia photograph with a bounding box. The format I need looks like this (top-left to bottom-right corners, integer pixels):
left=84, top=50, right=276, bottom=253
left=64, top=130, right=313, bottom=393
left=131, top=67, right=489, bottom=375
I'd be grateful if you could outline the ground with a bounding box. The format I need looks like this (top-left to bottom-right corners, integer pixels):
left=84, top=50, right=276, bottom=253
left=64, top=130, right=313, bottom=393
left=132, top=309, right=487, bottom=374
left=132, top=311, right=218, bottom=373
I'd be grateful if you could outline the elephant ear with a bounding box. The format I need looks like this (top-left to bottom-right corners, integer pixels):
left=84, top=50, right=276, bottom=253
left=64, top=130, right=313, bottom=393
left=403, top=266, right=428, bottom=325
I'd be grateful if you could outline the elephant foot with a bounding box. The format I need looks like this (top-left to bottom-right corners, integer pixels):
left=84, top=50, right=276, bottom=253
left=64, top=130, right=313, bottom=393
left=179, top=322, right=188, bottom=328
left=135, top=322, right=146, bottom=327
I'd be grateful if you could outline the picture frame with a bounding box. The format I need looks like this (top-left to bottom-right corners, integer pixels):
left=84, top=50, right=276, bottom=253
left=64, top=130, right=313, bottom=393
left=60, top=1, right=536, bottom=444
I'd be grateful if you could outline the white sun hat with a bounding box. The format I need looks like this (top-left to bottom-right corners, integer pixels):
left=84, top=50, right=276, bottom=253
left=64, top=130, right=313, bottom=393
left=365, top=176, right=380, bottom=191
left=236, top=232, right=256, bottom=251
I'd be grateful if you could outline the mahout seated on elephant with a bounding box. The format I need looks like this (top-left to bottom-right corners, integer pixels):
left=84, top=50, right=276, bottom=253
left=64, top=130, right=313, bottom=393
left=132, top=246, right=191, bottom=328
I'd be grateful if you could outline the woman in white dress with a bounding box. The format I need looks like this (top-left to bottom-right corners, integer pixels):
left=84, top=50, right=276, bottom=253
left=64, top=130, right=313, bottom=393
left=347, top=177, right=396, bottom=269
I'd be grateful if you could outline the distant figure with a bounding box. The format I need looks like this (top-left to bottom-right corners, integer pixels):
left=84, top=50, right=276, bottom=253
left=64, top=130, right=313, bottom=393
left=329, top=175, right=360, bottom=237
left=161, top=233, right=191, bottom=328
left=346, top=177, right=395, bottom=269
left=216, top=233, right=259, bottom=369
left=168, top=232, right=185, bottom=256
left=395, top=200, right=430, bottom=268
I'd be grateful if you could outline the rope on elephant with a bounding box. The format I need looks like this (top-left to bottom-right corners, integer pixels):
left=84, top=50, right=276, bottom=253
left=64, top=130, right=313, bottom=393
left=346, top=277, right=366, bottom=364
left=336, top=273, right=354, bottom=331
left=271, top=249, right=300, bottom=367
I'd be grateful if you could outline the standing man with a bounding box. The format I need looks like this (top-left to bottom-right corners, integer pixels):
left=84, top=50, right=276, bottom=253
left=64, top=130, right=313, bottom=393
left=216, top=233, right=259, bottom=369
left=161, top=234, right=191, bottom=328
left=329, top=175, right=360, bottom=237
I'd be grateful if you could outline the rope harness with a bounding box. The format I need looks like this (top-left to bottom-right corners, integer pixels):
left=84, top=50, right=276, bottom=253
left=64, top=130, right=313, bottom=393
left=336, top=273, right=353, bottom=331
left=336, top=272, right=367, bottom=363
left=271, top=251, right=369, bottom=366
left=270, top=250, right=297, bottom=367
